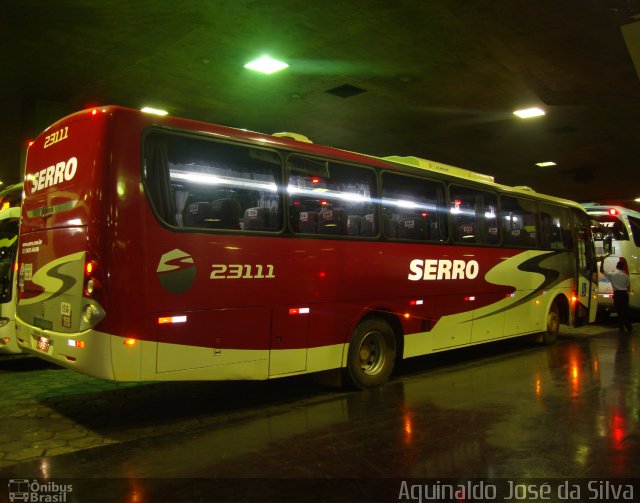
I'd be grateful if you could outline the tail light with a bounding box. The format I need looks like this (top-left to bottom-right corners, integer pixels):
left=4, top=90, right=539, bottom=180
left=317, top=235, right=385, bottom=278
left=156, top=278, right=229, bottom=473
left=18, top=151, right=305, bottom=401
left=81, top=255, right=106, bottom=327
left=83, top=258, right=102, bottom=297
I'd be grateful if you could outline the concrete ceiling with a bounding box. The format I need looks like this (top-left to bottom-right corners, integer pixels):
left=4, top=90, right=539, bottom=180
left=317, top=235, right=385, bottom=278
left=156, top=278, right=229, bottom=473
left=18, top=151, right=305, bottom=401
left=2, top=0, right=640, bottom=208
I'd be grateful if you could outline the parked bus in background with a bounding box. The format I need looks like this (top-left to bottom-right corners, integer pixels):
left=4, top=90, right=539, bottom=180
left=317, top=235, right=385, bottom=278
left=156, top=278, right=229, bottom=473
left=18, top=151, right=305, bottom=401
left=583, top=204, right=640, bottom=315
left=15, top=106, right=597, bottom=388
left=0, top=183, right=23, bottom=354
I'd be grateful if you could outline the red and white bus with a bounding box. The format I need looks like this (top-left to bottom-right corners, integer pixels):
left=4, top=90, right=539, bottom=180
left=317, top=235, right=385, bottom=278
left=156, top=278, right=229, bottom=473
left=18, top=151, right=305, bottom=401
left=16, top=106, right=597, bottom=388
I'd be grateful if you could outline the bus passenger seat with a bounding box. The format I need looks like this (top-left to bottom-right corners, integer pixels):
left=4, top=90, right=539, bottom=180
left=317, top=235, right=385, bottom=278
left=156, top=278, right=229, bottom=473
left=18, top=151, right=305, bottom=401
left=243, top=207, right=270, bottom=230
left=211, top=198, right=241, bottom=229
left=508, top=228, right=525, bottom=246
left=299, top=211, right=319, bottom=233
left=360, top=214, right=376, bottom=236
left=183, top=202, right=213, bottom=227
left=319, top=209, right=347, bottom=235
left=457, top=223, right=475, bottom=242
left=268, top=207, right=280, bottom=229
left=487, top=227, right=499, bottom=244
left=347, top=215, right=362, bottom=236
left=383, top=215, right=398, bottom=238
left=398, top=218, right=426, bottom=240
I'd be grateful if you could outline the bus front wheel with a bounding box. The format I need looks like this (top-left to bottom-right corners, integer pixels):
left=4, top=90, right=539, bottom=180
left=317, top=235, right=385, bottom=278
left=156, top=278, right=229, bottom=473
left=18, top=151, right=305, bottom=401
left=542, top=301, right=560, bottom=345
left=345, top=318, right=397, bottom=389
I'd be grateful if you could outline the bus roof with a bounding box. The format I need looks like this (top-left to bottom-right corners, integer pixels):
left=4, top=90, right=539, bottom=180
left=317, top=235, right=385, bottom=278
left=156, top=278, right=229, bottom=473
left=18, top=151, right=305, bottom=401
left=38, top=105, right=584, bottom=211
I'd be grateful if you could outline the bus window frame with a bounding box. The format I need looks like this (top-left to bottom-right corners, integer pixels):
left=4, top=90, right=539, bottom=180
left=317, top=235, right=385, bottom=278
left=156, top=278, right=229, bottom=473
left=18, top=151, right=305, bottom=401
left=498, top=194, right=541, bottom=249
left=448, top=184, right=500, bottom=247
left=285, top=152, right=380, bottom=240
left=142, top=127, right=287, bottom=236
left=381, top=171, right=448, bottom=244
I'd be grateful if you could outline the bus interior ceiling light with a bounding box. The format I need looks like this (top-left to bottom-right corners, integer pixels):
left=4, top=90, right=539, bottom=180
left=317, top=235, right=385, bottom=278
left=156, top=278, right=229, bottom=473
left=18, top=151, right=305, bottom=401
left=141, top=107, right=169, bottom=116
left=536, top=161, right=557, bottom=167
left=244, top=56, right=289, bottom=74
left=513, top=107, right=546, bottom=118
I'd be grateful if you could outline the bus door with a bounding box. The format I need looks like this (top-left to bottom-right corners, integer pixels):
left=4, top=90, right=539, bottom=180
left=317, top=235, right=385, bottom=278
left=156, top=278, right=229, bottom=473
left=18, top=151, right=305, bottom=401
left=572, top=209, right=598, bottom=324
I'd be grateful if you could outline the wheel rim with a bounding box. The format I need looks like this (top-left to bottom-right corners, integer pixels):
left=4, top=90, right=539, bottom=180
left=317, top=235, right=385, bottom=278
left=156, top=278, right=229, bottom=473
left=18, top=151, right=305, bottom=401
left=358, top=330, right=386, bottom=375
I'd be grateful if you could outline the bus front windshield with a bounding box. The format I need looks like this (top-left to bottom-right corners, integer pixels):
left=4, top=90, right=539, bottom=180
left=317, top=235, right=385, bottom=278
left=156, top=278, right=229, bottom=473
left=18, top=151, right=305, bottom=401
left=590, top=215, right=628, bottom=241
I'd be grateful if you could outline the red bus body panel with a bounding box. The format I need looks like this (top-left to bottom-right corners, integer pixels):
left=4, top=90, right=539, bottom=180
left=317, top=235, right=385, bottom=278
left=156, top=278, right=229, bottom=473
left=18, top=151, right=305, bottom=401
left=16, top=106, right=589, bottom=382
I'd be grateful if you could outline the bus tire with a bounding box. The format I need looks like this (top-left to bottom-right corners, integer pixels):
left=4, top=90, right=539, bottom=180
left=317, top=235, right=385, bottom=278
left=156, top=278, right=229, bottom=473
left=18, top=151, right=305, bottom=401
left=345, top=318, right=397, bottom=389
left=542, top=301, right=560, bottom=345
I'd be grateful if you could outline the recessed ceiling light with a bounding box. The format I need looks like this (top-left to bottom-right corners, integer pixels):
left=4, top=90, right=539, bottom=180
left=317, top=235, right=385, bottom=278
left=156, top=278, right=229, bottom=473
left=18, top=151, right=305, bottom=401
left=514, top=107, right=545, bottom=119
left=244, top=56, right=289, bottom=74
left=635, top=197, right=640, bottom=203
left=141, top=107, right=168, bottom=116
left=535, top=161, right=557, bottom=167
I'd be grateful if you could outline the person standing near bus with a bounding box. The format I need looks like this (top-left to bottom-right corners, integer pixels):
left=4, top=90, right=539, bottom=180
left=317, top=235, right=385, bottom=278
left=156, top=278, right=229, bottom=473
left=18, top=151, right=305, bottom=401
left=600, top=256, right=633, bottom=333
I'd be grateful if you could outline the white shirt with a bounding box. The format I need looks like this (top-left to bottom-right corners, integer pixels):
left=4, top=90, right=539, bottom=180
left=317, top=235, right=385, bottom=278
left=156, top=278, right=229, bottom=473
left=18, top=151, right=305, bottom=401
left=603, top=269, right=630, bottom=292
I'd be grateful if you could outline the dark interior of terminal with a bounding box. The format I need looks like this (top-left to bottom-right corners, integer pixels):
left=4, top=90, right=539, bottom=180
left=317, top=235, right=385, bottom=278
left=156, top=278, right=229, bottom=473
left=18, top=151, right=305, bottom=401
left=1, top=2, right=640, bottom=502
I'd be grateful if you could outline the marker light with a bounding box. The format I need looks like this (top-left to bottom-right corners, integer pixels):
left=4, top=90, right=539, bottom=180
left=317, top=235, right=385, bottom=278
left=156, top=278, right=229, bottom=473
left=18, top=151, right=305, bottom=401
left=409, top=299, right=424, bottom=306
left=289, top=307, right=310, bottom=315
left=67, top=339, right=85, bottom=349
left=464, top=296, right=476, bottom=302
left=571, top=295, right=578, bottom=303
left=141, top=107, right=169, bottom=116
left=157, top=315, right=187, bottom=324
left=404, top=313, right=411, bottom=319
left=123, top=338, right=138, bottom=346
left=609, top=208, right=618, bottom=215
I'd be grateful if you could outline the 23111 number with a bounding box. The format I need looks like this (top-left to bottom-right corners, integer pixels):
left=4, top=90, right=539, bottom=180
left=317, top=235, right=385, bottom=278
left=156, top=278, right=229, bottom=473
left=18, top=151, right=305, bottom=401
left=210, top=263, right=275, bottom=279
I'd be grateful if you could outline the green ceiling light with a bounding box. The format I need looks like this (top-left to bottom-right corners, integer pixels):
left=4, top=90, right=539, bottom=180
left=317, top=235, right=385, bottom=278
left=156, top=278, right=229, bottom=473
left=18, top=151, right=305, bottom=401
left=244, top=55, right=289, bottom=74
left=141, top=107, right=168, bottom=116
left=514, top=107, right=545, bottom=119
left=535, top=161, right=557, bottom=167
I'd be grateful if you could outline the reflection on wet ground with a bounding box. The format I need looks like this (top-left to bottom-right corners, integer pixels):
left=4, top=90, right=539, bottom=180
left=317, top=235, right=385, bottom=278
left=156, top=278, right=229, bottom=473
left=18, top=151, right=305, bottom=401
left=0, top=320, right=638, bottom=502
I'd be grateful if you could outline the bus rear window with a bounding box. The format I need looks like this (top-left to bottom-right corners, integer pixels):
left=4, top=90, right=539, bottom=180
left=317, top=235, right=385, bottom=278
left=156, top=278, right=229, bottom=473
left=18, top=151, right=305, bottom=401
left=144, top=132, right=283, bottom=231
left=590, top=215, right=629, bottom=241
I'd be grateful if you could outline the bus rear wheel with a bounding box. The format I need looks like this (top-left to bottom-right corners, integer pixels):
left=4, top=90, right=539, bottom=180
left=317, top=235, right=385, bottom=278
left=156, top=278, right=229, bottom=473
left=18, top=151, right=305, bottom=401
left=345, top=318, right=397, bottom=389
left=542, top=301, right=560, bottom=345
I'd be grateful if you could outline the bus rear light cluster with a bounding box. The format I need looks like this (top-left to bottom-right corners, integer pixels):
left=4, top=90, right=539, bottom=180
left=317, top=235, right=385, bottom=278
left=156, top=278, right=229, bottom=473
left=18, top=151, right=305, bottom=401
left=83, top=258, right=103, bottom=298
left=67, top=339, right=85, bottom=349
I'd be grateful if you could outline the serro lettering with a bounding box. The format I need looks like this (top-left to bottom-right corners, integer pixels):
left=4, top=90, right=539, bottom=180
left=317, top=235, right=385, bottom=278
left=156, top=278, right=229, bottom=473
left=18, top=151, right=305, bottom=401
left=408, top=258, right=479, bottom=281
left=31, top=156, right=78, bottom=193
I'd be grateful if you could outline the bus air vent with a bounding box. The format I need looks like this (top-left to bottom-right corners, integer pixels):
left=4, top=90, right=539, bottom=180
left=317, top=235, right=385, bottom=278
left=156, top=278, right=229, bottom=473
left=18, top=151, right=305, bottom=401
left=272, top=132, right=313, bottom=143
left=381, top=155, right=495, bottom=184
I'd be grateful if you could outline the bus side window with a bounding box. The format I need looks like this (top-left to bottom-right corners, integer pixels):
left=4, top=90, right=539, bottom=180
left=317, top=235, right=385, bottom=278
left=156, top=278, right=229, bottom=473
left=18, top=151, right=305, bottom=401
left=144, top=132, right=284, bottom=233
left=286, top=156, right=376, bottom=237
left=627, top=215, right=640, bottom=247
left=449, top=186, right=498, bottom=245
left=539, top=203, right=571, bottom=250
left=381, top=173, right=446, bottom=242
left=500, top=196, right=539, bottom=248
